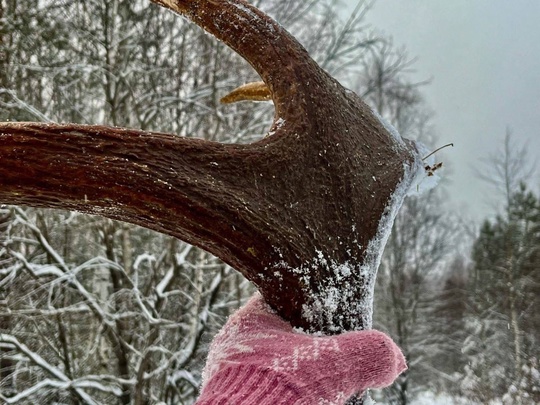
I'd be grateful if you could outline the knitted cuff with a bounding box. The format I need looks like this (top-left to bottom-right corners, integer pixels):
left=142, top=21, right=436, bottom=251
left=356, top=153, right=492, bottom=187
left=195, top=364, right=304, bottom=405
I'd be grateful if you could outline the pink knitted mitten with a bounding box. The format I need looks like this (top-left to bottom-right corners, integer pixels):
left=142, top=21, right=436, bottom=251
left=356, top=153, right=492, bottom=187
left=196, top=294, right=406, bottom=405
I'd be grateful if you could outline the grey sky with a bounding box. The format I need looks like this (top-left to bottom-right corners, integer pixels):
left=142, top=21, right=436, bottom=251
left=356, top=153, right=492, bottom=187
left=344, top=0, right=540, bottom=221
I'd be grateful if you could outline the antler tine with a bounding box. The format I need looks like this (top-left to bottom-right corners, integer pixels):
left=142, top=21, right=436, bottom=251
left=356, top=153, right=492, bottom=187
left=151, top=0, right=319, bottom=120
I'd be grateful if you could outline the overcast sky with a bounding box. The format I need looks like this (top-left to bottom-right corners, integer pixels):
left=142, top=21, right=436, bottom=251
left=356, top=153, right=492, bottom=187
left=343, top=0, right=540, bottom=221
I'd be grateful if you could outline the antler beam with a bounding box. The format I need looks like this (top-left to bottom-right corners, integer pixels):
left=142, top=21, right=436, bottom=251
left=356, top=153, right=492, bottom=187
left=0, top=0, right=423, bottom=334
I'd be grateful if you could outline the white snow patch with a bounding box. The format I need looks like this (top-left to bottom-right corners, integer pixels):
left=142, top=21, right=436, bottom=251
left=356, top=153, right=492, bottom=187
left=268, top=117, right=286, bottom=137
left=407, top=391, right=479, bottom=405
left=371, top=108, right=406, bottom=148
left=364, top=392, right=476, bottom=404
left=355, top=154, right=423, bottom=328
left=364, top=395, right=377, bottom=405
left=290, top=254, right=360, bottom=333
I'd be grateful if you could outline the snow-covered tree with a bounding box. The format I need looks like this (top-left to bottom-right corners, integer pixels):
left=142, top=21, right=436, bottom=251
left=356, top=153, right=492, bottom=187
left=461, top=133, right=540, bottom=403
left=463, top=183, right=540, bottom=402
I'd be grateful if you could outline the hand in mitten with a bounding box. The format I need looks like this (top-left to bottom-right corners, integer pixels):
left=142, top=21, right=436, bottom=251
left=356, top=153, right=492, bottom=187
left=196, top=293, right=406, bottom=405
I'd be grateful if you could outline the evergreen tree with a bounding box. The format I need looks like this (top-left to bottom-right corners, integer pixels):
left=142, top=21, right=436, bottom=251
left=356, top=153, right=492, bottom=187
left=463, top=183, right=540, bottom=403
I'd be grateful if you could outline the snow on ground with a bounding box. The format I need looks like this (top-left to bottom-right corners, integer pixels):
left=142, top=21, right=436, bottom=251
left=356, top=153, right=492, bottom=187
left=372, top=392, right=480, bottom=405
left=409, top=392, right=478, bottom=405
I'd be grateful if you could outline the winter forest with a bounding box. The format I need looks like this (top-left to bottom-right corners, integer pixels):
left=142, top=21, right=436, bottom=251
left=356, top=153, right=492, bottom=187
left=0, top=0, right=539, bottom=404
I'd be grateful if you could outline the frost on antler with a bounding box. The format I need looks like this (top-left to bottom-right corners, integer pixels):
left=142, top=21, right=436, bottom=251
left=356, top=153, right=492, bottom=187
left=0, top=0, right=427, bottom=334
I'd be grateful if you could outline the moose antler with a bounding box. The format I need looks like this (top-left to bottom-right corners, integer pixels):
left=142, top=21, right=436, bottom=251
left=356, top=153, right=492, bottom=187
left=0, top=0, right=425, bottom=334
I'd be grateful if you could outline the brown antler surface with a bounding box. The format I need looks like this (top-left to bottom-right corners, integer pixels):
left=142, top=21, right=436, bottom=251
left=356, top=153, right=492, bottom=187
left=0, top=0, right=423, bottom=334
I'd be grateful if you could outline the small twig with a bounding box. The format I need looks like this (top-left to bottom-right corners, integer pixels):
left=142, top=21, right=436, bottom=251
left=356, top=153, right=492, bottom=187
left=422, top=143, right=454, bottom=160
